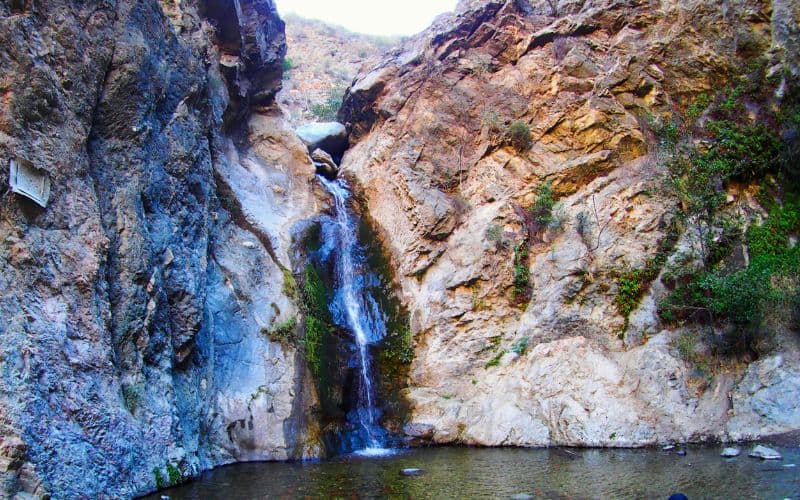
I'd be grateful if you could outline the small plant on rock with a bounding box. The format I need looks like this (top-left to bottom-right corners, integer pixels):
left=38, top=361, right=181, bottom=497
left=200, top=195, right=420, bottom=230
left=507, top=121, right=532, bottom=152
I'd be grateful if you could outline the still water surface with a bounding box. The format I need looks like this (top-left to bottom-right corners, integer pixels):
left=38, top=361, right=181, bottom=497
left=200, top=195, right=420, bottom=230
left=148, top=446, right=800, bottom=499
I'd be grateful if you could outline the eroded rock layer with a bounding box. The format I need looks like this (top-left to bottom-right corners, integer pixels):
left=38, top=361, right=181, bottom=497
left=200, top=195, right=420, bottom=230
left=339, top=0, right=800, bottom=446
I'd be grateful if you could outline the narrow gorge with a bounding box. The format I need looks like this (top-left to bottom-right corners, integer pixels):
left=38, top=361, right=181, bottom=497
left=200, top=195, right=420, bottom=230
left=0, top=0, right=799, bottom=497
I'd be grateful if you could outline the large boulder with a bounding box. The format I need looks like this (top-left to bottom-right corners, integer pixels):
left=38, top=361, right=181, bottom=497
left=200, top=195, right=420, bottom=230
left=296, top=122, right=348, bottom=157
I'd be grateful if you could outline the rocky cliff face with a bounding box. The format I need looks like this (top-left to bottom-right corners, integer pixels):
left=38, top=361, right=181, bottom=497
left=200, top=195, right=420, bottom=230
left=339, top=0, right=800, bottom=446
left=0, top=0, right=324, bottom=497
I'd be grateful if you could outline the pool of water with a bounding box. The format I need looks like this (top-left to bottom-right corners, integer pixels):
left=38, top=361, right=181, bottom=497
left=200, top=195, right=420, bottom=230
left=147, top=446, right=800, bottom=499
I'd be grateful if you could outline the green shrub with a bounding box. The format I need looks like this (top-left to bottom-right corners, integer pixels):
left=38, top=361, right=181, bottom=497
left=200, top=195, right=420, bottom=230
left=511, top=244, right=531, bottom=304
left=299, top=265, right=332, bottom=375
left=507, top=121, right=532, bottom=151
left=615, top=218, right=680, bottom=325
left=686, top=93, right=712, bottom=120
left=282, top=267, right=298, bottom=299
left=265, top=317, right=297, bottom=343
left=166, top=462, right=181, bottom=486
left=485, top=350, right=506, bottom=368
left=530, top=181, right=556, bottom=226
left=659, top=202, right=800, bottom=355
left=282, top=57, right=295, bottom=72
left=382, top=324, right=414, bottom=365
left=311, top=86, right=346, bottom=120
left=153, top=467, right=164, bottom=489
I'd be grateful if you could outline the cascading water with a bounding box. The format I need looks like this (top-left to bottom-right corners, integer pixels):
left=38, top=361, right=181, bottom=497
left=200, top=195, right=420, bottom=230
left=318, top=176, right=392, bottom=456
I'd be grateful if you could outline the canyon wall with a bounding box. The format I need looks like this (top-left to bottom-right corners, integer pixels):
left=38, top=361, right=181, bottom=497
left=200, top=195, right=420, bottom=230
left=0, top=0, right=324, bottom=497
left=339, top=0, right=800, bottom=447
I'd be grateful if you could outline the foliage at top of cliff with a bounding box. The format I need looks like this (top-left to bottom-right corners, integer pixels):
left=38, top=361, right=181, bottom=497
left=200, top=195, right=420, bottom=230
left=277, top=14, right=401, bottom=124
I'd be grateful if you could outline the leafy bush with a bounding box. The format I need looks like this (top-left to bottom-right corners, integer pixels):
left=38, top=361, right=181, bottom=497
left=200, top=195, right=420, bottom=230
left=485, top=350, right=506, bottom=368
left=166, top=463, right=181, bottom=486
left=265, top=317, right=297, bottom=343
left=511, top=244, right=531, bottom=304
left=300, top=265, right=332, bottom=375
left=507, top=121, right=532, bottom=151
left=311, top=86, right=346, bottom=120
left=282, top=57, right=295, bottom=72
left=153, top=468, right=164, bottom=489
left=686, top=93, right=712, bottom=120
left=659, top=197, right=800, bottom=355
left=615, top=218, right=680, bottom=326
left=530, top=181, right=556, bottom=228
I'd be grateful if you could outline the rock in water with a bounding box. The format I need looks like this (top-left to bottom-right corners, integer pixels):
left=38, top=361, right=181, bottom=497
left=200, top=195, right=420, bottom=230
left=662, top=445, right=676, bottom=451
left=296, top=122, right=348, bottom=157
left=749, top=445, right=783, bottom=460
left=721, top=447, right=741, bottom=458
left=400, top=468, right=423, bottom=476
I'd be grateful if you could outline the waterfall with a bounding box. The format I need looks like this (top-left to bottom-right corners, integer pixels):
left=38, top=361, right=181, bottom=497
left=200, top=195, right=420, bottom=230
left=318, top=176, right=391, bottom=456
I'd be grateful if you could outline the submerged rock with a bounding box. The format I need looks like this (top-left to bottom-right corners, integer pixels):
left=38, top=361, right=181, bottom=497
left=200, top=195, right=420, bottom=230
left=296, top=122, right=348, bottom=157
left=749, top=445, right=783, bottom=460
left=721, top=447, right=741, bottom=458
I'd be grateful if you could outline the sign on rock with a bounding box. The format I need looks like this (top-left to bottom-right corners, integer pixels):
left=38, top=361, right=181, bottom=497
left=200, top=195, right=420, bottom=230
left=9, top=158, right=50, bottom=208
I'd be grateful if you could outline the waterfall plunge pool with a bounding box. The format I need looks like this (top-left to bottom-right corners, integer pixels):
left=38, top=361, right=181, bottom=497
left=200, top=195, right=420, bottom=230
left=144, top=445, right=799, bottom=499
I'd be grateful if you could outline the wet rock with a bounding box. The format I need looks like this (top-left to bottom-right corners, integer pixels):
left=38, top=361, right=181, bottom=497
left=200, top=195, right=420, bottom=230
left=662, top=445, right=676, bottom=451
left=296, top=122, right=348, bottom=157
left=311, top=148, right=339, bottom=179
left=721, top=447, right=741, bottom=458
left=676, top=447, right=687, bottom=456
left=400, top=468, right=424, bottom=476
left=749, top=445, right=783, bottom=460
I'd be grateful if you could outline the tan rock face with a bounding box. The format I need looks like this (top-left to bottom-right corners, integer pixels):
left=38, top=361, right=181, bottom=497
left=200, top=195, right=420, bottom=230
left=339, top=0, right=800, bottom=445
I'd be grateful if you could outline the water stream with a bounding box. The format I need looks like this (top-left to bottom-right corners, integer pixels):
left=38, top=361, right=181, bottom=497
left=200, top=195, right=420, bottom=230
left=319, top=176, right=391, bottom=456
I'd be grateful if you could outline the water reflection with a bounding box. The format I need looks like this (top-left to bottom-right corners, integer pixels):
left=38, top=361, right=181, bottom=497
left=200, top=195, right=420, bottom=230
left=145, top=446, right=800, bottom=499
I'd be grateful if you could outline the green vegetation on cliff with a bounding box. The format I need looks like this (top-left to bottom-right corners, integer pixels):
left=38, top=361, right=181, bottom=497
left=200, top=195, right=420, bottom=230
left=650, top=63, right=800, bottom=356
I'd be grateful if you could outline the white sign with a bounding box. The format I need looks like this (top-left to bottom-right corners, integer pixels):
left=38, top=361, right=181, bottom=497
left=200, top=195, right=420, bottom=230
left=9, top=158, right=51, bottom=208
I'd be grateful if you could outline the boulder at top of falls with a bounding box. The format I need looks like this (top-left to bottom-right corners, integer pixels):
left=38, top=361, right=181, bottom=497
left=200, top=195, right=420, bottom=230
left=311, top=148, right=338, bottom=179
left=296, top=122, right=348, bottom=157
left=749, top=445, right=783, bottom=460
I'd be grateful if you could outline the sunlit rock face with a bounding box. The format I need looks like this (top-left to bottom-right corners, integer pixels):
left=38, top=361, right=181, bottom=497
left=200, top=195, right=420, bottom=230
left=339, top=0, right=800, bottom=446
left=0, top=0, right=324, bottom=497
